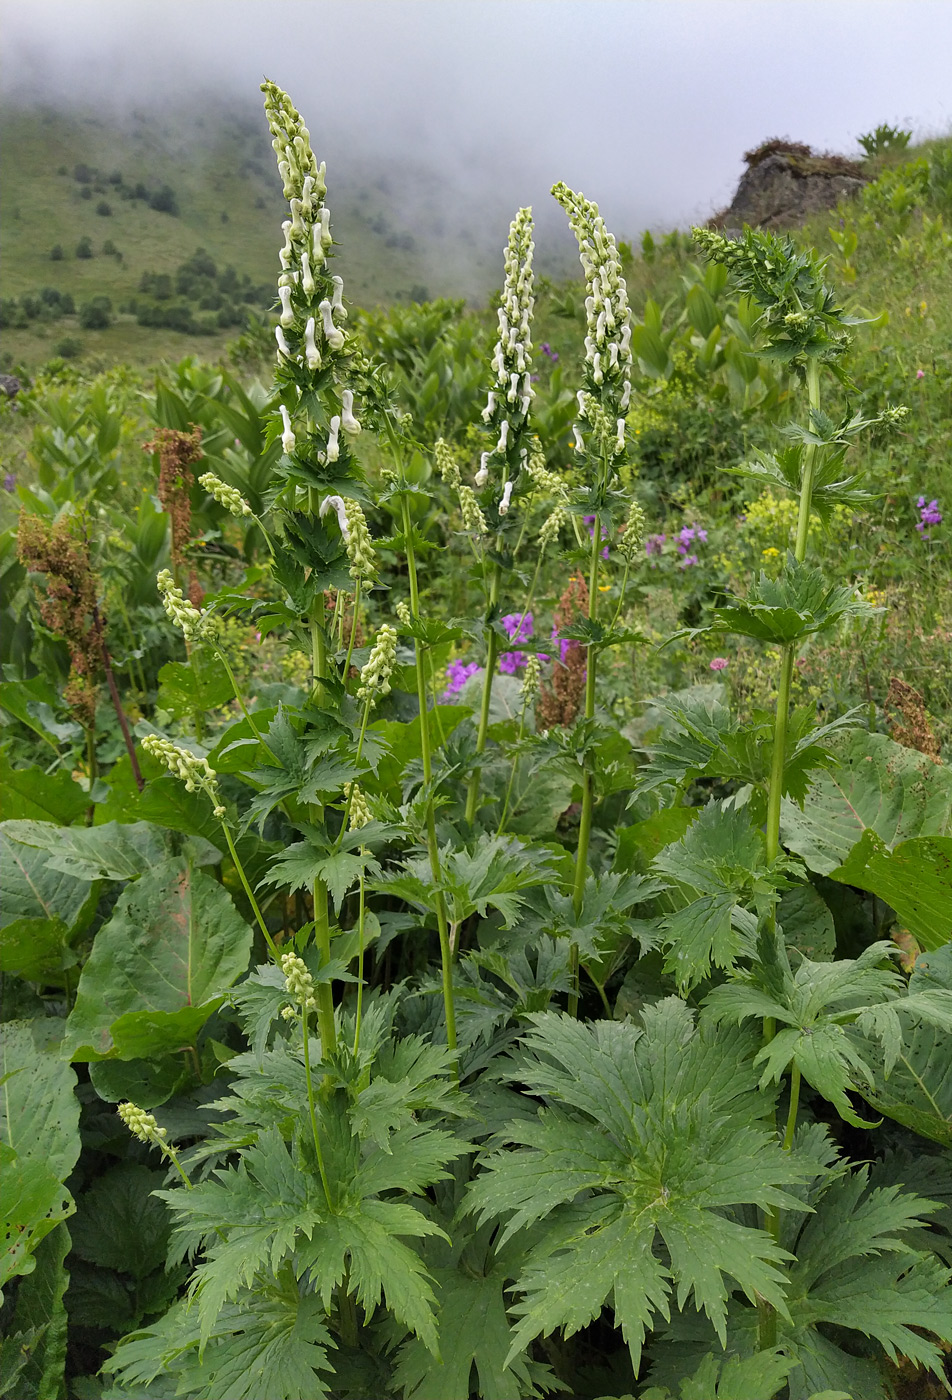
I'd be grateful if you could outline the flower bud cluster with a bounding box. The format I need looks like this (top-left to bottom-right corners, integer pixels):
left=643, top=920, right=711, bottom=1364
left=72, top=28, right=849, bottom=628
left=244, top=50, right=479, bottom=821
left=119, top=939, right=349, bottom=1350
left=280, top=950, right=318, bottom=1018
left=619, top=502, right=647, bottom=562
left=458, top=485, right=488, bottom=535
left=552, top=182, right=633, bottom=434
left=477, top=208, right=535, bottom=509
left=142, top=734, right=226, bottom=817
left=357, top=623, right=398, bottom=703
left=434, top=438, right=461, bottom=489
left=157, top=568, right=216, bottom=643
left=538, top=504, right=567, bottom=551
left=395, top=599, right=412, bottom=629
left=261, top=80, right=358, bottom=466
left=345, top=781, right=373, bottom=830
left=118, top=1101, right=168, bottom=1146
left=319, top=495, right=377, bottom=580
left=521, top=653, right=541, bottom=702
left=198, top=472, right=252, bottom=518
left=523, top=447, right=569, bottom=503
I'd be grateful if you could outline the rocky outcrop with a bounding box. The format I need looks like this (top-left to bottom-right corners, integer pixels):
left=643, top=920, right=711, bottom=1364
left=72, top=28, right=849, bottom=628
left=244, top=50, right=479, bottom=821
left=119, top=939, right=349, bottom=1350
left=714, top=139, right=868, bottom=231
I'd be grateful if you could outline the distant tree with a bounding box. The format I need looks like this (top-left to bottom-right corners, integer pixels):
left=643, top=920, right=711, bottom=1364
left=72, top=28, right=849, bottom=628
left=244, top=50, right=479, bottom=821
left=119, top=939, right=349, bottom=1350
left=149, top=185, right=180, bottom=216
left=75, top=237, right=93, bottom=260
left=57, top=165, right=68, bottom=176
left=96, top=200, right=112, bottom=216
left=50, top=244, right=64, bottom=261
left=220, top=211, right=229, bottom=223
left=79, top=300, right=111, bottom=330
left=133, top=182, right=149, bottom=201
left=107, top=169, right=123, bottom=185
left=54, top=337, right=83, bottom=359
left=73, top=163, right=94, bottom=183
left=80, top=187, right=92, bottom=201
left=102, top=239, right=118, bottom=256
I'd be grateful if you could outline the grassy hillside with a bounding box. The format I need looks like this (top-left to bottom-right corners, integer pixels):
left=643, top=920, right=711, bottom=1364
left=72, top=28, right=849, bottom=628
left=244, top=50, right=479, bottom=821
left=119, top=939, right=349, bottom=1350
left=0, top=100, right=578, bottom=372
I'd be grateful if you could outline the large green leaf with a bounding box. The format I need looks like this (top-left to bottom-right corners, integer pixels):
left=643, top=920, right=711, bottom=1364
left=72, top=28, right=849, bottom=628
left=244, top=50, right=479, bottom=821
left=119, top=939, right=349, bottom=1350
left=2, top=820, right=171, bottom=883
left=0, top=1020, right=80, bottom=1295
left=71, top=1165, right=171, bottom=1281
left=0, top=917, right=72, bottom=982
left=0, top=755, right=89, bottom=825
left=852, top=943, right=952, bottom=1145
left=780, top=730, right=952, bottom=875
left=157, top=657, right=235, bottom=721
left=63, top=858, right=253, bottom=1061
left=0, top=827, right=99, bottom=933
left=830, top=832, right=952, bottom=950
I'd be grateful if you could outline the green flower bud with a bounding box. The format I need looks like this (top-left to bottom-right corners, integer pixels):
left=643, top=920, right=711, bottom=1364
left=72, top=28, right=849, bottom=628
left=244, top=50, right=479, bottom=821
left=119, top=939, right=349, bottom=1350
left=357, top=623, right=398, bottom=703
left=619, top=502, right=646, bottom=562
left=198, top=472, right=252, bottom=518
left=434, top=438, right=461, bottom=489
left=118, top=1101, right=168, bottom=1146
left=342, top=498, right=376, bottom=580
left=142, top=734, right=226, bottom=817
left=458, top=485, right=487, bottom=535
left=280, top=950, right=317, bottom=1014
left=345, top=781, right=373, bottom=830
left=538, top=504, right=567, bottom=550
left=156, top=569, right=214, bottom=643
left=521, top=653, right=541, bottom=703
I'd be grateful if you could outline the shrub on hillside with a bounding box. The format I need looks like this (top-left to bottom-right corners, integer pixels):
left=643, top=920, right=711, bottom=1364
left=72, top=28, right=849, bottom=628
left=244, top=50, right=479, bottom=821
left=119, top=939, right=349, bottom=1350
left=49, top=244, right=64, bottom=261
left=75, top=237, right=93, bottom=260
left=79, top=299, right=112, bottom=330
left=149, top=185, right=180, bottom=216
left=96, top=200, right=112, bottom=217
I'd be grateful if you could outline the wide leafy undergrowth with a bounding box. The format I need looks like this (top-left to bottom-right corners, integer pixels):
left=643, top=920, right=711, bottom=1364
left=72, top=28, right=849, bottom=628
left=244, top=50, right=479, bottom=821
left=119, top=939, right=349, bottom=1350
left=2, top=86, right=952, bottom=1400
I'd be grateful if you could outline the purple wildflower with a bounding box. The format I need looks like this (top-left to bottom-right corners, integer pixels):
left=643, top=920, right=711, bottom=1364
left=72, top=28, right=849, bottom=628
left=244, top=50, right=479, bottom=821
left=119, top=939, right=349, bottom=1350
left=442, top=659, right=479, bottom=700
left=645, top=533, right=666, bottom=556
left=499, top=611, right=533, bottom=673
left=540, top=342, right=559, bottom=362
left=916, top=496, right=942, bottom=537
left=2, top=473, right=15, bottom=492
left=677, top=522, right=707, bottom=556
left=709, top=657, right=729, bottom=671
left=679, top=554, right=699, bottom=569
left=916, top=369, right=925, bottom=380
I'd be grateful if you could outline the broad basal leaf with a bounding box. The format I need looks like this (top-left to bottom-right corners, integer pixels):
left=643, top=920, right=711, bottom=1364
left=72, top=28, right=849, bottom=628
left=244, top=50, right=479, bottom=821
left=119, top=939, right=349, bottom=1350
left=64, top=857, right=252, bottom=1060
left=466, top=1001, right=807, bottom=1372
left=829, top=831, right=952, bottom=950
left=780, top=729, right=952, bottom=875
left=1, top=1020, right=80, bottom=1294
left=2, top=818, right=171, bottom=882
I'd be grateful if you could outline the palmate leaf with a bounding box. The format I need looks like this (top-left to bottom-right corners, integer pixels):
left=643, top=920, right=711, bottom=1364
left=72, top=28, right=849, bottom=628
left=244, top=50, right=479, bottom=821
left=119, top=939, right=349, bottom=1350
left=378, top=835, right=556, bottom=929
left=711, top=556, right=876, bottom=646
left=779, top=1165, right=952, bottom=1399
left=631, top=690, right=858, bottom=814
left=103, top=1284, right=335, bottom=1400
left=466, top=1001, right=807, bottom=1372
left=705, top=935, right=952, bottom=1128
left=651, top=804, right=778, bottom=990
left=639, top=1346, right=799, bottom=1400
left=258, top=837, right=378, bottom=909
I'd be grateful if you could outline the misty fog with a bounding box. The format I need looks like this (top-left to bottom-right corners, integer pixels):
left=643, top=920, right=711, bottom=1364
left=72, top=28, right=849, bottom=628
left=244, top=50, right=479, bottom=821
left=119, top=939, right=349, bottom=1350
left=2, top=0, right=951, bottom=286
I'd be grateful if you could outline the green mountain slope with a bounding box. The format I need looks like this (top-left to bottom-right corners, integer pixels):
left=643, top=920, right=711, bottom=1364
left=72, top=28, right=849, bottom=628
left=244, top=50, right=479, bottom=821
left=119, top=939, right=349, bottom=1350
left=0, top=100, right=576, bottom=372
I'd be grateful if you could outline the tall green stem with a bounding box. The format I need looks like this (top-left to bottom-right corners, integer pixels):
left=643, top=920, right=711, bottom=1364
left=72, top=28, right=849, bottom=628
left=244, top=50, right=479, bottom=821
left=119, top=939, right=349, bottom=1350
left=219, top=821, right=279, bottom=958
left=759, top=358, right=822, bottom=1353
left=301, top=1013, right=333, bottom=1208
left=401, top=496, right=458, bottom=1066
left=568, top=523, right=602, bottom=1014
left=464, top=563, right=500, bottom=825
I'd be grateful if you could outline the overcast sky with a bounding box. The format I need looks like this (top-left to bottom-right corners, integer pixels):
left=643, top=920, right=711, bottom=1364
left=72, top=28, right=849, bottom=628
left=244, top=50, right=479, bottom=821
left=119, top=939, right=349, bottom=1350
left=3, top=0, right=951, bottom=234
